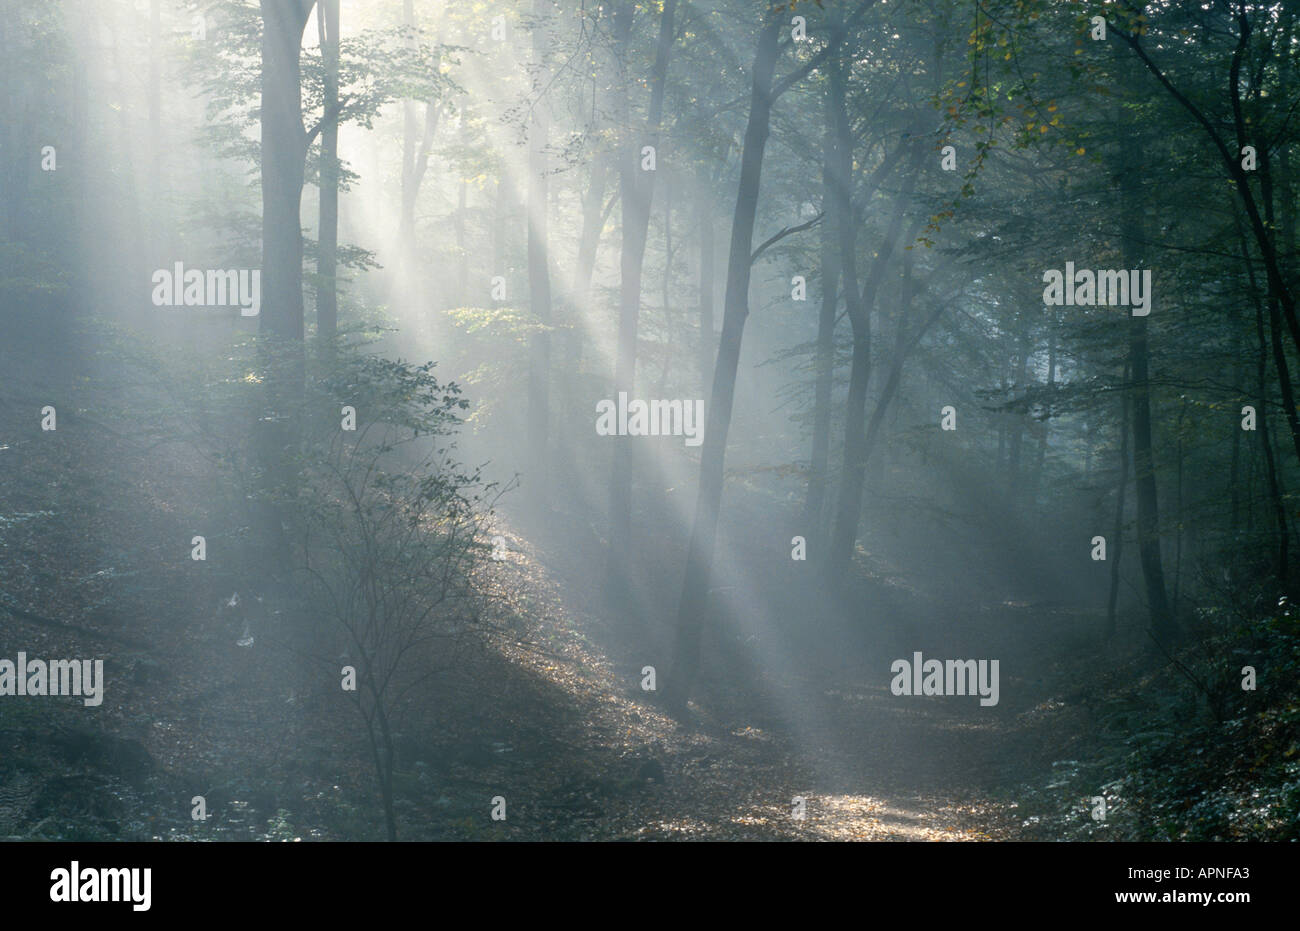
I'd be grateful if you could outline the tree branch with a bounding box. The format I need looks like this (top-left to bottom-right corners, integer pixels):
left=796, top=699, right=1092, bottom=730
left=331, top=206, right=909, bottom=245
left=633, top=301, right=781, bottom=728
left=771, top=0, right=876, bottom=100
left=751, top=212, right=823, bottom=265
left=306, top=95, right=351, bottom=147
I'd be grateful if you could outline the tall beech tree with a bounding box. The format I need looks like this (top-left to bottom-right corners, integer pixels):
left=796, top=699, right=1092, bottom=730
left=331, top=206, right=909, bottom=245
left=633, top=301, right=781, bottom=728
left=527, top=0, right=554, bottom=473
left=669, top=1, right=872, bottom=709
left=608, top=0, right=679, bottom=581
left=259, top=0, right=316, bottom=343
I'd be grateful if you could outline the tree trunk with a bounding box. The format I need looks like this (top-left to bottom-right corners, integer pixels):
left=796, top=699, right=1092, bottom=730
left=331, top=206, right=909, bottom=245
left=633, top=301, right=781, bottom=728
left=455, top=178, right=468, bottom=307
left=259, top=0, right=313, bottom=342
left=1105, top=363, right=1130, bottom=642
left=148, top=0, right=161, bottom=215
left=1027, top=312, right=1056, bottom=508
left=1253, top=144, right=1300, bottom=470
left=668, top=14, right=782, bottom=708
left=492, top=178, right=507, bottom=288
left=860, top=235, right=937, bottom=473
left=697, top=171, right=716, bottom=393
left=608, top=0, right=677, bottom=578
left=256, top=0, right=314, bottom=575
left=826, top=160, right=915, bottom=581
left=657, top=171, right=675, bottom=394
left=575, top=152, right=611, bottom=310
left=802, top=76, right=841, bottom=535
left=316, top=0, right=340, bottom=346
left=527, top=0, right=552, bottom=477
left=1278, top=12, right=1296, bottom=275
left=397, top=0, right=441, bottom=298
left=1006, top=310, right=1031, bottom=498
left=836, top=220, right=939, bottom=571
left=1239, top=212, right=1291, bottom=582
left=1115, top=58, right=1174, bottom=643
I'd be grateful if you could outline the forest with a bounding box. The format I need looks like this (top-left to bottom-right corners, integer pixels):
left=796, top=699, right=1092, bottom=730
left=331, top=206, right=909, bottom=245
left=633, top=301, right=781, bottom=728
left=1, top=0, right=1298, bottom=846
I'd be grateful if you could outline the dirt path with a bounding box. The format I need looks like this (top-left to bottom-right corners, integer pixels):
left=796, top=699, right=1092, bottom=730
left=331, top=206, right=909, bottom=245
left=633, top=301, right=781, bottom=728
left=472, top=519, right=1035, bottom=841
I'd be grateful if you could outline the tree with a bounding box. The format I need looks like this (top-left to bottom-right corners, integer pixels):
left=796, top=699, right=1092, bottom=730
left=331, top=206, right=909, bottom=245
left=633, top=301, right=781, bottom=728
left=526, top=0, right=554, bottom=475
left=608, top=0, right=679, bottom=580
left=259, top=0, right=316, bottom=343
left=669, top=1, right=871, bottom=709
left=295, top=353, right=491, bottom=841
left=316, top=0, right=340, bottom=345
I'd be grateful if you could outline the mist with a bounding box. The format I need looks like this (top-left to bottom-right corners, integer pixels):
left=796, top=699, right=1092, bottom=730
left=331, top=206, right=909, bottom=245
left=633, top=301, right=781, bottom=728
left=2, top=0, right=1298, bottom=854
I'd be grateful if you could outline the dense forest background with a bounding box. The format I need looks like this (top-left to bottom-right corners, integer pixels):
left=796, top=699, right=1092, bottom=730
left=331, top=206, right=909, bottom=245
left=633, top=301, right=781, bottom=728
left=1, top=0, right=1298, bottom=842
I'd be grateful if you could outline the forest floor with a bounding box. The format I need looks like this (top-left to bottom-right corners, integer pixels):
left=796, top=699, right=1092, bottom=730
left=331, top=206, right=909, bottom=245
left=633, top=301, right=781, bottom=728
left=453, top=498, right=1112, bottom=841
left=0, top=320, right=1114, bottom=840
left=0, top=463, right=1104, bottom=841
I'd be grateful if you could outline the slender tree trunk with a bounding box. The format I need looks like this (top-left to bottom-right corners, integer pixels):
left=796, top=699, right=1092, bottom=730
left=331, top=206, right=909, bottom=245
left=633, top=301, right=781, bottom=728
left=1240, top=213, right=1290, bottom=582
left=568, top=150, right=610, bottom=375
left=397, top=0, right=441, bottom=302
left=575, top=152, right=610, bottom=309
left=257, top=0, right=314, bottom=573
left=668, top=15, right=783, bottom=708
left=398, top=0, right=417, bottom=256
left=492, top=178, right=507, bottom=289
left=260, top=0, right=313, bottom=342
left=316, top=0, right=340, bottom=346
left=1028, top=313, right=1056, bottom=508
left=658, top=171, right=675, bottom=394
left=1126, top=270, right=1173, bottom=642
left=1115, top=62, right=1173, bottom=643
left=1255, top=363, right=1290, bottom=584
left=1230, top=297, right=1243, bottom=535
left=1253, top=145, right=1300, bottom=469
left=827, top=159, right=915, bottom=581
left=527, top=0, right=552, bottom=477
left=697, top=171, right=716, bottom=392
left=608, top=0, right=677, bottom=579
left=803, top=78, right=841, bottom=534
left=455, top=178, right=468, bottom=306
left=1172, top=398, right=1187, bottom=614
left=1105, top=364, right=1130, bottom=642
left=858, top=238, right=937, bottom=475
left=1279, top=13, right=1296, bottom=275
left=367, top=685, right=399, bottom=842
left=148, top=0, right=161, bottom=215
left=1006, top=310, right=1031, bottom=498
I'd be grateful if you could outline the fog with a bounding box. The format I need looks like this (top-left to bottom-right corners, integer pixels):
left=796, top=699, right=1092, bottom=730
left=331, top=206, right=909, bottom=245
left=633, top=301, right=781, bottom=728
left=2, top=0, right=1297, bottom=847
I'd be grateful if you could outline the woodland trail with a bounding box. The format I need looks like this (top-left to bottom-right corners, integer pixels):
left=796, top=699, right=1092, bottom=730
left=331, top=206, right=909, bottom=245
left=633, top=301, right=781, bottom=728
left=473, top=517, right=1061, bottom=841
